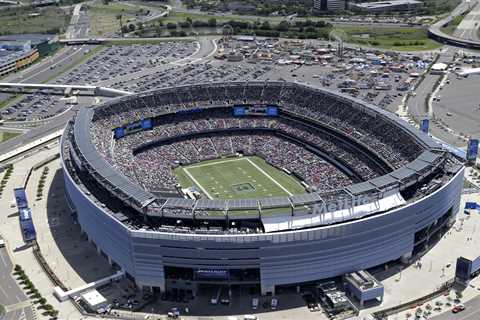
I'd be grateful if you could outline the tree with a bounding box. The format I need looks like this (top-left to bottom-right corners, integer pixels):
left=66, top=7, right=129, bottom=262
left=128, top=24, right=136, bottom=32
left=116, top=14, right=124, bottom=35
left=260, top=21, right=271, bottom=30
left=48, top=310, right=59, bottom=317
left=277, top=20, right=289, bottom=32
left=155, top=24, right=163, bottom=36
left=208, top=18, right=217, bottom=27
left=39, top=298, right=47, bottom=305
left=166, top=22, right=177, bottom=29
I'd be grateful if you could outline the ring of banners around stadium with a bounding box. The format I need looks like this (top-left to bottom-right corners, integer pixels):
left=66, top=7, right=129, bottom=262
left=64, top=81, right=463, bottom=229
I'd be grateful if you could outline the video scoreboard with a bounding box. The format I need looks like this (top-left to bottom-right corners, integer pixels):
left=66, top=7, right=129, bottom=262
left=233, top=104, right=279, bottom=117
left=114, top=118, right=153, bottom=139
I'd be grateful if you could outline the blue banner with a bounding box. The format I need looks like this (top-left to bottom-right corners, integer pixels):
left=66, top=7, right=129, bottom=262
left=465, top=202, right=478, bottom=210
left=266, top=105, right=278, bottom=116
left=420, top=119, right=429, bottom=134
left=114, top=127, right=125, bottom=139
left=14, top=188, right=28, bottom=209
left=233, top=106, right=246, bottom=116
left=467, top=139, right=479, bottom=161
left=141, top=118, right=153, bottom=129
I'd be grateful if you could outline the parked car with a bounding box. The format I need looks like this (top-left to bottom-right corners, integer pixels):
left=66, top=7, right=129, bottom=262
left=452, top=304, right=465, bottom=313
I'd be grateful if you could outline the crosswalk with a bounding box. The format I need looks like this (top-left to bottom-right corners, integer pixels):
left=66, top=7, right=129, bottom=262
left=4, top=300, right=32, bottom=313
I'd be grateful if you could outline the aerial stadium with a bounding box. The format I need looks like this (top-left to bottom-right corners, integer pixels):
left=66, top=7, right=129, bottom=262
left=61, top=81, right=464, bottom=296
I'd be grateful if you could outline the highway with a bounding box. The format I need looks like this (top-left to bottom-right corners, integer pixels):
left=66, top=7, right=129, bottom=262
left=0, top=246, right=34, bottom=320
left=429, top=0, right=480, bottom=49
left=454, top=1, right=480, bottom=42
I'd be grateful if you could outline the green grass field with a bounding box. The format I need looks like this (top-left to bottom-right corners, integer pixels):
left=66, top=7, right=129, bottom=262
left=0, top=131, right=20, bottom=143
left=174, top=156, right=305, bottom=200
left=0, top=7, right=70, bottom=35
left=340, top=26, right=442, bottom=51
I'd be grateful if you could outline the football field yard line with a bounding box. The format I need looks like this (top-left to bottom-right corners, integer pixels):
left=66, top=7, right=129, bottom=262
left=187, top=157, right=244, bottom=169
left=244, top=157, right=293, bottom=196
left=183, top=167, right=213, bottom=199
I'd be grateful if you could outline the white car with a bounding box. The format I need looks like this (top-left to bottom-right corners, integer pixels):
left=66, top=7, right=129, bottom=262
left=0, top=239, right=5, bottom=248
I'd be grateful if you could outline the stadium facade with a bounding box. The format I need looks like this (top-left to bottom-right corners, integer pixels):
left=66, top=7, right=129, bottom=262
left=61, top=81, right=464, bottom=295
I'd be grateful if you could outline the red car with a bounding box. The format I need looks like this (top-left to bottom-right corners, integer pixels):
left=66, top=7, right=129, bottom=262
left=452, top=304, right=465, bottom=313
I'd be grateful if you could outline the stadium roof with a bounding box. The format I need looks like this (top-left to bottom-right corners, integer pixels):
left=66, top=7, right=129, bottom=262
left=74, top=108, right=156, bottom=208
left=227, top=199, right=259, bottom=210
left=195, top=199, right=227, bottom=211
left=290, top=193, right=323, bottom=206
left=259, top=197, right=292, bottom=209
left=163, top=197, right=194, bottom=208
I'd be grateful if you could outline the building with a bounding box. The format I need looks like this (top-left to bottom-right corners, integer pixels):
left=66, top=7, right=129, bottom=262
left=345, top=270, right=384, bottom=307
left=314, top=0, right=347, bottom=11
left=350, top=0, right=423, bottom=13
left=62, top=81, right=464, bottom=297
left=0, top=41, right=40, bottom=77
left=0, top=34, right=53, bottom=77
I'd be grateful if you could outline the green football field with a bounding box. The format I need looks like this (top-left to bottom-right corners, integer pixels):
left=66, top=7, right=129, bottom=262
left=173, top=156, right=306, bottom=200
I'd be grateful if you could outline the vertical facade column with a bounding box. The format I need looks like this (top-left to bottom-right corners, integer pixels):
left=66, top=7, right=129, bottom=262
left=401, top=251, right=412, bottom=264
left=261, top=283, right=275, bottom=296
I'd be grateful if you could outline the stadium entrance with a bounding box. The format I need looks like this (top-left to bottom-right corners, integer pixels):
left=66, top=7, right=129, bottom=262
left=164, top=266, right=261, bottom=299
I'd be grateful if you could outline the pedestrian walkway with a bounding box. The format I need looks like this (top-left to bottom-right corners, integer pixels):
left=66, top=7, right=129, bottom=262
left=360, top=191, right=480, bottom=318
left=0, top=146, right=85, bottom=320
left=4, top=300, right=32, bottom=313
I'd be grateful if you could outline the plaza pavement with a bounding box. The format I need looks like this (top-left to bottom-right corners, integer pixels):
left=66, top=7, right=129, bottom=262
left=360, top=191, right=480, bottom=319
left=0, top=143, right=91, bottom=320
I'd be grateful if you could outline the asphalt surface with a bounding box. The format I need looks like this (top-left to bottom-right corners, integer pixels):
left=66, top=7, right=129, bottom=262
left=454, top=1, right=480, bottom=42
left=0, top=246, right=33, bottom=320
left=433, top=294, right=480, bottom=320
left=2, top=45, right=94, bottom=86
left=0, top=37, right=216, bottom=157
left=435, top=73, right=480, bottom=137
left=405, top=47, right=477, bottom=148
left=429, top=0, right=480, bottom=48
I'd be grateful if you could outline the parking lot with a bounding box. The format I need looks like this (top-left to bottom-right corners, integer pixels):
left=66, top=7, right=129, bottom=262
left=432, top=52, right=480, bottom=138
left=0, top=42, right=197, bottom=122
left=98, top=38, right=434, bottom=113
left=0, top=37, right=435, bottom=124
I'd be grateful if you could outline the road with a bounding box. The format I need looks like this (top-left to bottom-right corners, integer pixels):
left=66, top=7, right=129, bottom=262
left=454, top=1, right=480, bottom=42
left=0, top=246, right=34, bottom=320
left=0, top=35, right=217, bottom=158
left=429, top=0, right=480, bottom=49
left=405, top=47, right=469, bottom=147
left=433, top=294, right=480, bottom=320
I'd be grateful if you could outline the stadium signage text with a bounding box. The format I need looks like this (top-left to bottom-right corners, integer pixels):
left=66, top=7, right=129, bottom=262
left=311, top=194, right=372, bottom=215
